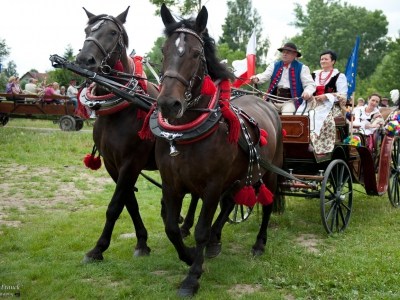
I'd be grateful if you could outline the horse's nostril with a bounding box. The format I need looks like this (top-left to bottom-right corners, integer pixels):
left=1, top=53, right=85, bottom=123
left=172, top=101, right=182, bottom=113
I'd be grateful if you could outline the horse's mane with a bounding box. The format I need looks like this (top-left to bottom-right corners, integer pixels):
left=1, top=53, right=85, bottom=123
left=164, top=19, right=234, bottom=81
left=87, top=14, right=129, bottom=49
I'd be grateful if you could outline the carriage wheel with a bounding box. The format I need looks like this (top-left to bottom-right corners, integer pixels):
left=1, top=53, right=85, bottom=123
left=388, top=137, right=400, bottom=207
left=59, top=115, right=76, bottom=131
left=227, top=204, right=253, bottom=224
left=0, top=116, right=9, bottom=126
left=75, top=119, right=84, bottom=131
left=320, top=159, right=353, bottom=234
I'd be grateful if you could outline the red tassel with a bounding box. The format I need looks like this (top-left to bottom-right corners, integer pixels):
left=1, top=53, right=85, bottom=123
left=137, top=109, right=147, bottom=119
left=83, top=154, right=102, bottom=170
left=200, top=75, right=217, bottom=96
left=257, top=184, right=274, bottom=205
left=138, top=104, right=156, bottom=141
left=234, top=186, right=256, bottom=207
left=220, top=100, right=240, bottom=145
left=114, top=60, right=124, bottom=73
left=282, top=129, right=287, bottom=138
left=260, top=128, right=268, bottom=146
left=219, top=79, right=231, bottom=100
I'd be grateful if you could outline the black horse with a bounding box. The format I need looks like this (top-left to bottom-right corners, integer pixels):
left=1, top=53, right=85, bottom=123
left=74, top=7, right=198, bottom=262
left=151, top=4, right=285, bottom=297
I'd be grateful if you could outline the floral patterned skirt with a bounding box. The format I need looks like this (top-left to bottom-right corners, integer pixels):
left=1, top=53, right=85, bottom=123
left=310, top=112, right=336, bottom=154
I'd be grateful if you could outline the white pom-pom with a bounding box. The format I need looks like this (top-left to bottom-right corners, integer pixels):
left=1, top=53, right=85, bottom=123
left=390, top=89, right=399, bottom=102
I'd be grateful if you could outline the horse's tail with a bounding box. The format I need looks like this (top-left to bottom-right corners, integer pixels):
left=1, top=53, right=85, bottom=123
left=272, top=154, right=286, bottom=214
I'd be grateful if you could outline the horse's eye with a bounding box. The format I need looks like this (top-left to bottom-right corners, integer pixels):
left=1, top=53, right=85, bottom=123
left=110, top=30, right=117, bottom=35
left=193, top=51, right=201, bottom=59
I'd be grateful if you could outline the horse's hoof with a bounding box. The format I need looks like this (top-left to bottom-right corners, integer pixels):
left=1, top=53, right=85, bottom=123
left=177, top=283, right=199, bottom=298
left=81, top=254, right=103, bottom=263
left=252, top=248, right=264, bottom=257
left=205, top=243, right=222, bottom=258
left=133, top=247, right=151, bottom=257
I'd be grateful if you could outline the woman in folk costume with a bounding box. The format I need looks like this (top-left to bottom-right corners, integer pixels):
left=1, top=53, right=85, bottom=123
left=296, top=50, right=348, bottom=155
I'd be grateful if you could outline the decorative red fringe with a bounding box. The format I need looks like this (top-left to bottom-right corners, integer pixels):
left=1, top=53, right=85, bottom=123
left=257, top=183, right=274, bottom=205
left=137, top=109, right=147, bottom=119
left=83, top=154, right=102, bottom=170
left=219, top=79, right=231, bottom=100
left=138, top=104, right=156, bottom=141
left=260, top=128, right=268, bottom=146
left=219, top=100, right=240, bottom=145
left=282, top=129, right=287, bottom=138
left=234, top=186, right=257, bottom=207
left=114, top=60, right=124, bottom=73
left=200, top=75, right=217, bottom=96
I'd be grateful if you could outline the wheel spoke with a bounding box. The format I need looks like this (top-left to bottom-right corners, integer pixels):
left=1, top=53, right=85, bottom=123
left=329, top=204, right=338, bottom=232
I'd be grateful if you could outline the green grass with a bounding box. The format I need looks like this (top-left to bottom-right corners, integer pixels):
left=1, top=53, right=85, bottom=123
left=1, top=121, right=400, bottom=299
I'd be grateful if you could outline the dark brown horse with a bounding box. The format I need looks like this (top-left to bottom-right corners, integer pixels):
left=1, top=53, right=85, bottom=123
left=153, top=4, right=284, bottom=297
left=75, top=7, right=198, bottom=262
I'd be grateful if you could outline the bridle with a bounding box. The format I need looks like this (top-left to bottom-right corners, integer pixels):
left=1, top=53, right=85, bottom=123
left=83, top=16, right=124, bottom=74
left=160, top=26, right=209, bottom=108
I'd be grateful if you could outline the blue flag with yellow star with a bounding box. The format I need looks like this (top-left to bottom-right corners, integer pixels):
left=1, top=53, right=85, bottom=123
left=345, top=36, right=360, bottom=99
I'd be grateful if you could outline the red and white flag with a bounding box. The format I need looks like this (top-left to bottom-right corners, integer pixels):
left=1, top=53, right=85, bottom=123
left=232, top=31, right=256, bottom=88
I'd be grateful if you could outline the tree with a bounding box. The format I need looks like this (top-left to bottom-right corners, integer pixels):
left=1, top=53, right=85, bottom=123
left=290, top=0, right=389, bottom=79
left=143, top=37, right=166, bottom=84
left=4, top=60, right=18, bottom=78
left=149, top=0, right=207, bottom=16
left=367, top=34, right=400, bottom=99
left=0, top=38, right=10, bottom=64
left=63, top=44, right=76, bottom=62
left=219, top=0, right=270, bottom=65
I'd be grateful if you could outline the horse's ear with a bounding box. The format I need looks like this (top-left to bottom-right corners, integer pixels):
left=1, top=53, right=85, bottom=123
left=195, top=6, right=208, bottom=34
left=82, top=7, right=95, bottom=19
left=161, top=3, right=176, bottom=27
left=116, top=6, right=130, bottom=24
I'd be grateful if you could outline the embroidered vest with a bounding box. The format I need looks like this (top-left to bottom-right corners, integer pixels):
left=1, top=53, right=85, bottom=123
left=312, top=72, right=340, bottom=96
left=266, top=60, right=304, bottom=108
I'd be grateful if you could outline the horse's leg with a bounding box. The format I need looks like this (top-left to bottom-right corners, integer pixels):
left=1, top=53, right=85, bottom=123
left=178, top=190, right=221, bottom=297
left=180, top=195, right=200, bottom=238
left=252, top=203, right=273, bottom=257
left=205, top=194, right=235, bottom=258
left=163, top=186, right=196, bottom=266
left=82, top=166, right=149, bottom=262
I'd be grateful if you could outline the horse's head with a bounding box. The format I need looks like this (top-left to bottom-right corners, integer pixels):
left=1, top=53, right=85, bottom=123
left=75, top=7, right=130, bottom=73
left=157, top=4, right=210, bottom=119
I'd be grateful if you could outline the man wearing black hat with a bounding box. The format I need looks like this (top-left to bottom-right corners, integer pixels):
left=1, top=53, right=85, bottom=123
left=250, top=42, right=315, bottom=115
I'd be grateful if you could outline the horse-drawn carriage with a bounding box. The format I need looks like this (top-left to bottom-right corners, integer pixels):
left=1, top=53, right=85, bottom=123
left=0, top=93, right=88, bottom=131
left=48, top=4, right=400, bottom=297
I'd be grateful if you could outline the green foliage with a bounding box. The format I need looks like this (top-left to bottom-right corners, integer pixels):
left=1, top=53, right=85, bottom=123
left=219, top=0, right=270, bottom=65
left=291, top=0, right=389, bottom=79
left=0, top=37, right=10, bottom=63
left=63, top=44, right=76, bottom=62
left=0, top=72, right=8, bottom=92
left=368, top=35, right=400, bottom=98
left=144, top=37, right=166, bottom=84
left=4, top=60, right=18, bottom=78
left=149, top=0, right=204, bottom=16
left=46, top=69, right=82, bottom=89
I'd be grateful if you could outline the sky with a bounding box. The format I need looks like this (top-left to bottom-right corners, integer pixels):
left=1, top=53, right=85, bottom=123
left=1, top=0, right=399, bottom=76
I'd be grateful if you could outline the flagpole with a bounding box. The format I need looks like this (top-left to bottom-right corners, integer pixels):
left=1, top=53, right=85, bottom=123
left=349, top=92, right=355, bottom=136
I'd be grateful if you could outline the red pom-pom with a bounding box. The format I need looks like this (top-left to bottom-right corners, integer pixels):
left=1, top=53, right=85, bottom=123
left=257, top=184, right=274, bottom=205
left=282, top=129, right=287, bottom=138
left=114, top=60, right=124, bottom=73
left=83, top=154, right=102, bottom=170
left=260, top=129, right=268, bottom=146
left=234, top=186, right=256, bottom=207
left=220, top=100, right=240, bottom=145
left=138, top=104, right=156, bottom=141
left=200, top=75, right=217, bottom=96
left=137, top=109, right=147, bottom=119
